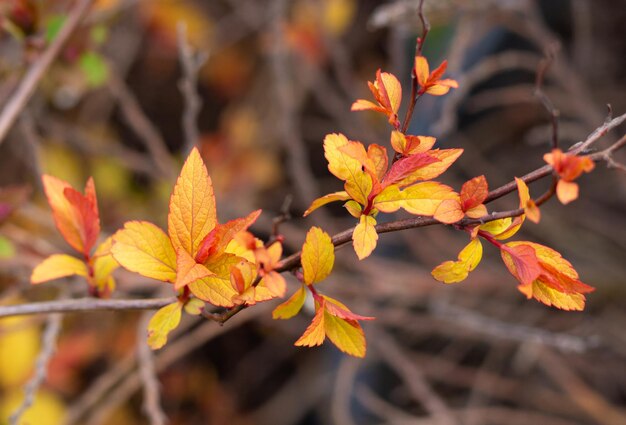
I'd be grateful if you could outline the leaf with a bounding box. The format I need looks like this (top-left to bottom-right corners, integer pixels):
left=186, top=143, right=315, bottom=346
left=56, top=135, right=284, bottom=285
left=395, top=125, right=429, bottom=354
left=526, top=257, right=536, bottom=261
left=434, top=199, right=464, bottom=224
left=353, top=215, right=378, bottom=260
left=461, top=175, right=488, bottom=211
left=262, top=271, right=287, bottom=297
left=367, top=144, right=389, bottom=181
left=188, top=254, right=240, bottom=307
left=351, top=70, right=402, bottom=125
left=42, top=175, right=100, bottom=255
left=479, top=216, right=524, bottom=240
left=273, top=285, right=307, bottom=319
left=302, top=226, right=335, bottom=285
left=175, top=248, right=213, bottom=290
left=556, top=180, right=579, bottom=205
left=31, top=254, right=88, bottom=284
left=372, top=184, right=404, bottom=213
left=111, top=221, right=177, bottom=283
left=0, top=235, right=15, bottom=258
left=294, top=303, right=326, bottom=347
left=395, top=149, right=463, bottom=186
left=324, top=312, right=366, bottom=357
left=195, top=209, right=261, bottom=263
left=147, top=302, right=183, bottom=349
left=503, top=242, right=594, bottom=310
left=0, top=311, right=40, bottom=387
left=344, top=170, right=373, bottom=205
left=414, top=56, right=458, bottom=96
left=431, top=238, right=483, bottom=283
left=323, top=133, right=363, bottom=182
left=304, top=191, right=351, bottom=216
left=390, top=131, right=437, bottom=156
left=382, top=153, right=439, bottom=187
left=90, top=237, right=119, bottom=296
left=344, top=200, right=362, bottom=217
left=401, top=182, right=459, bottom=216
left=183, top=298, right=205, bottom=315
left=501, top=244, right=541, bottom=286
left=168, top=147, right=217, bottom=257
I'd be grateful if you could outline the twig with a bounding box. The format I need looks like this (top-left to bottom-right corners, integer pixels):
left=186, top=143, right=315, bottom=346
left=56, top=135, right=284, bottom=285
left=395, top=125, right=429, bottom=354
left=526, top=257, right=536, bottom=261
left=0, top=0, right=95, bottom=145
left=0, top=297, right=176, bottom=318
left=137, top=313, right=167, bottom=425
left=106, top=69, right=175, bottom=179
left=534, top=43, right=561, bottom=149
left=9, top=312, right=63, bottom=425
left=370, top=327, right=459, bottom=425
left=177, top=23, right=208, bottom=154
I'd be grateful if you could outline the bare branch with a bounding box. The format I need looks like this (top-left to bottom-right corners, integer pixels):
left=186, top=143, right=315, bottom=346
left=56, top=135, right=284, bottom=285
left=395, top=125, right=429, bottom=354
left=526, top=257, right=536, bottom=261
left=0, top=297, right=176, bottom=319
left=0, top=0, right=96, bottom=145
left=177, top=23, right=208, bottom=154
left=9, top=313, right=63, bottom=424
left=137, top=313, right=167, bottom=425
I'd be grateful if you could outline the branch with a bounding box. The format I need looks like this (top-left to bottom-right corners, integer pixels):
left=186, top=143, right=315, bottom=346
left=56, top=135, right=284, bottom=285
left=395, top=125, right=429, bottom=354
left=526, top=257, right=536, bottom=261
left=0, top=297, right=176, bottom=319
left=0, top=0, right=96, bottom=145
left=9, top=313, right=63, bottom=425
left=177, top=23, right=208, bottom=154
left=137, top=313, right=167, bottom=425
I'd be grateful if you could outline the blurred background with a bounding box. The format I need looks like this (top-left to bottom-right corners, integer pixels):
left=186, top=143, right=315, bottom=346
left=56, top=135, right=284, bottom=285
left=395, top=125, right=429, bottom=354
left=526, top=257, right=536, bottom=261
left=0, top=0, right=625, bottom=424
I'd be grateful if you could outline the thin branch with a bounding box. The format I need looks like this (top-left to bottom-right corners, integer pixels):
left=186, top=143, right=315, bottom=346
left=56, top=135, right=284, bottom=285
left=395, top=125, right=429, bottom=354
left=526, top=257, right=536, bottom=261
left=9, top=313, right=63, bottom=424
left=177, top=23, right=208, bottom=154
left=0, top=0, right=95, bottom=145
left=534, top=43, right=561, bottom=149
left=0, top=297, right=176, bottom=319
left=137, top=313, right=167, bottom=425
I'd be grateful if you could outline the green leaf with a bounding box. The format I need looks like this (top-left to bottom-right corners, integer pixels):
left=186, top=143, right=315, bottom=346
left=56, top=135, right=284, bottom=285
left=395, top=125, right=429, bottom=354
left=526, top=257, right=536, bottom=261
left=79, top=52, right=109, bottom=87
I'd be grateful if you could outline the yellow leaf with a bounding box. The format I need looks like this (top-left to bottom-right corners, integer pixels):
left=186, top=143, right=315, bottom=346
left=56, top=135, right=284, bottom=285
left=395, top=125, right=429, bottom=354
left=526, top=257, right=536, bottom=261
left=92, top=237, right=119, bottom=294
left=323, top=133, right=363, bottom=182
left=395, top=149, right=463, bottom=186
left=322, top=0, right=356, bottom=36
left=302, top=227, right=335, bottom=285
left=353, top=215, right=378, bottom=260
left=295, top=304, right=326, bottom=347
left=343, top=200, right=362, bottom=218
left=480, top=217, right=524, bottom=240
left=304, top=191, right=351, bottom=217
left=379, top=72, right=402, bottom=115
left=515, top=177, right=541, bottom=223
left=367, top=144, right=388, bottom=181
left=168, top=147, right=217, bottom=257
left=260, top=271, right=286, bottom=298
left=147, top=302, right=183, bottom=350
left=183, top=298, right=205, bottom=315
left=0, top=310, right=39, bottom=387
left=401, top=182, right=458, bottom=215
left=344, top=171, right=373, bottom=205
left=521, top=279, right=586, bottom=311
left=189, top=254, right=240, bottom=307
left=324, top=311, right=366, bottom=357
left=31, top=254, right=88, bottom=284
left=175, top=248, right=213, bottom=290
left=111, top=221, right=177, bottom=283
left=465, top=204, right=487, bottom=218
left=373, top=184, right=404, bottom=213
left=432, top=238, right=482, bottom=283
left=272, top=285, right=307, bottom=319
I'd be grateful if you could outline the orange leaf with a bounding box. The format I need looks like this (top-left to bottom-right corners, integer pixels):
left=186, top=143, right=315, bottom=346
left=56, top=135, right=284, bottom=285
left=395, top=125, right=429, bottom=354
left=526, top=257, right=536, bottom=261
left=367, top=144, right=389, bottom=181
left=175, top=248, right=213, bottom=290
left=395, top=149, right=463, bottom=186
left=515, top=178, right=541, bottom=223
left=500, top=244, right=541, bottom=286
left=351, top=70, right=402, bottom=126
left=301, top=226, right=335, bottom=285
left=262, top=271, right=287, bottom=297
left=556, top=180, right=579, bottom=205
left=460, top=175, right=488, bottom=212
left=42, top=175, right=100, bottom=256
left=168, top=147, right=217, bottom=257
left=31, top=254, right=88, bottom=284
left=111, top=221, right=177, bottom=283
left=304, top=191, right=350, bottom=217
left=382, top=153, right=439, bottom=187
left=352, top=215, right=378, bottom=260
left=414, top=56, right=458, bottom=96
left=272, top=285, right=307, bottom=319
left=195, top=209, right=261, bottom=263
left=147, top=301, right=183, bottom=350
left=295, top=302, right=326, bottom=347
left=434, top=199, right=463, bottom=224
left=401, top=182, right=459, bottom=216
